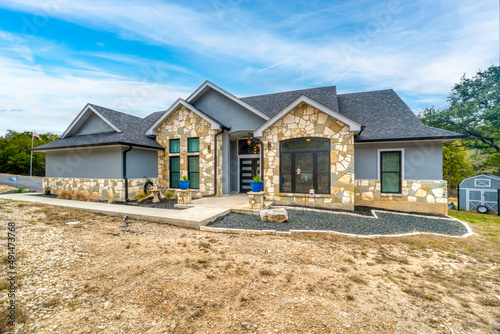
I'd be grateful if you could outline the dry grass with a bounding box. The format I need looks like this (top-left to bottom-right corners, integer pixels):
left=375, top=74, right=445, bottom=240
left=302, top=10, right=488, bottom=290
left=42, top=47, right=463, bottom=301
left=57, top=189, right=71, bottom=199
left=107, top=198, right=114, bottom=204
left=87, top=196, right=99, bottom=202
left=134, top=190, right=148, bottom=202
left=71, top=191, right=87, bottom=201
left=0, top=203, right=498, bottom=333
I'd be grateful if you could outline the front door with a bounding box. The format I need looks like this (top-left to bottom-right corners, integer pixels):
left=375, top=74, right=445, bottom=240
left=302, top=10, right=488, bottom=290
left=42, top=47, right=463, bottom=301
left=240, top=158, right=259, bottom=193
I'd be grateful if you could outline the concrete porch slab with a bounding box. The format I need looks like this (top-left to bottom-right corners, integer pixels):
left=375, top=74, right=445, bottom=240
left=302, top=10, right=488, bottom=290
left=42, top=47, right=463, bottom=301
left=181, top=194, right=273, bottom=215
left=0, top=193, right=229, bottom=229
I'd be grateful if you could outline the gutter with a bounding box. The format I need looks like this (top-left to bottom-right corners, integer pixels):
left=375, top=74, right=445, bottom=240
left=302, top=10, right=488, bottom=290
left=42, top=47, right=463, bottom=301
left=203, top=125, right=231, bottom=198
left=123, top=145, right=133, bottom=202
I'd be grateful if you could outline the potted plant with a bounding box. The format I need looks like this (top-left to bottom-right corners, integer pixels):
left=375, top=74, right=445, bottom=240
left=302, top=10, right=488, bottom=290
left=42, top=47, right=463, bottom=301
left=179, top=176, right=190, bottom=190
left=250, top=174, right=263, bottom=192
left=44, top=186, right=51, bottom=196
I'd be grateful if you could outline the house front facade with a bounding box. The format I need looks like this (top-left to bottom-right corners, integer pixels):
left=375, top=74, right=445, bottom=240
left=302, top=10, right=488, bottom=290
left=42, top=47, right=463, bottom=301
left=35, top=81, right=465, bottom=214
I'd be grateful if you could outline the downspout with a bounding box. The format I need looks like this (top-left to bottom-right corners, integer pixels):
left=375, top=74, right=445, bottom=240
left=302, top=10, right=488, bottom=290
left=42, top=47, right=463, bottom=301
left=123, top=145, right=133, bottom=202
left=203, top=125, right=231, bottom=198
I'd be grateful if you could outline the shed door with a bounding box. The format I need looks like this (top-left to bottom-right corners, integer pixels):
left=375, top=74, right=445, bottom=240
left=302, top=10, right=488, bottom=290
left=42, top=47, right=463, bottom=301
left=467, top=189, right=498, bottom=213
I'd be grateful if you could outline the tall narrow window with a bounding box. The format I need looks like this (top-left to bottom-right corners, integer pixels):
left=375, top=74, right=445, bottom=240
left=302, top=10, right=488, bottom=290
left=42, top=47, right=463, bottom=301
left=188, top=138, right=199, bottom=153
left=279, top=138, right=330, bottom=194
left=170, top=156, right=180, bottom=188
left=188, top=156, right=199, bottom=189
left=380, top=151, right=402, bottom=193
left=170, top=139, right=180, bottom=153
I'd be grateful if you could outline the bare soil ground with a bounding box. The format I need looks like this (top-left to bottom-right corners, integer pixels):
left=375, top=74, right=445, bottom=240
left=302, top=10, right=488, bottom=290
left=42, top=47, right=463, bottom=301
left=0, top=200, right=499, bottom=333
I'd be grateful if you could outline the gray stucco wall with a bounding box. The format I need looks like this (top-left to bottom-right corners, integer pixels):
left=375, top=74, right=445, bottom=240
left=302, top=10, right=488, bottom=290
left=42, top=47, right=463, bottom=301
left=354, top=141, right=443, bottom=180
left=230, top=140, right=238, bottom=193
left=75, top=113, right=114, bottom=135
left=46, top=146, right=159, bottom=179
left=124, top=147, right=158, bottom=179
left=193, top=89, right=266, bottom=133
left=46, top=146, right=123, bottom=178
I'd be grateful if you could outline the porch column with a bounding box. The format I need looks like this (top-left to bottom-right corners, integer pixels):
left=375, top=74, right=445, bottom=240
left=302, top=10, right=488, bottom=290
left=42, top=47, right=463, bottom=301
left=222, top=132, right=231, bottom=196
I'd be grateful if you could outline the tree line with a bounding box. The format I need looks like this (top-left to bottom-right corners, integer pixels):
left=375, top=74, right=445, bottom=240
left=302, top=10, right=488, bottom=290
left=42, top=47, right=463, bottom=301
left=419, top=65, right=500, bottom=190
left=0, top=131, right=59, bottom=176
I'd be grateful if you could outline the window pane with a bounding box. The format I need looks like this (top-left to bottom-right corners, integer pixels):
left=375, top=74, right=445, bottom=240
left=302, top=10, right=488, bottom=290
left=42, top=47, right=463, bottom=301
left=170, top=139, right=180, bottom=153
left=280, top=152, right=292, bottom=193
left=317, top=152, right=330, bottom=194
left=190, top=173, right=199, bottom=189
left=170, top=157, right=180, bottom=172
left=381, top=173, right=400, bottom=193
left=281, top=138, right=329, bottom=151
left=238, top=140, right=260, bottom=154
left=188, top=156, right=199, bottom=172
left=294, top=152, right=314, bottom=193
left=381, top=152, right=400, bottom=172
left=170, top=157, right=180, bottom=188
left=188, top=138, right=199, bottom=152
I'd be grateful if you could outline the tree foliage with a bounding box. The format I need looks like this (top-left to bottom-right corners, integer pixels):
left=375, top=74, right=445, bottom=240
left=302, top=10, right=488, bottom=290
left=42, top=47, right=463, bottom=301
left=0, top=131, right=59, bottom=176
left=442, top=142, right=474, bottom=190
left=419, top=65, right=500, bottom=175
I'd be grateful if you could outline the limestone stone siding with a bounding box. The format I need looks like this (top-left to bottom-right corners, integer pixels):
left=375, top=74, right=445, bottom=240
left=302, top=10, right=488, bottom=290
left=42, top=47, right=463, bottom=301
left=354, top=179, right=448, bottom=214
left=261, top=102, right=355, bottom=210
left=43, top=177, right=157, bottom=201
left=156, top=106, right=222, bottom=197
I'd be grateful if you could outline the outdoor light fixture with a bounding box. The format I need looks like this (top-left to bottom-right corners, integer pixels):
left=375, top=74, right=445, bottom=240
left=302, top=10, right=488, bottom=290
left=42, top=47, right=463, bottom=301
left=268, top=141, right=272, bottom=151
left=247, top=138, right=252, bottom=145
left=251, top=198, right=256, bottom=206
left=207, top=145, right=211, bottom=153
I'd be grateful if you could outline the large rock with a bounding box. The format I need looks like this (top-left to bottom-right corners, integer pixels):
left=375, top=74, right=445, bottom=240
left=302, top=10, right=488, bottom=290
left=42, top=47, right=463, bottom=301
left=260, top=208, right=288, bottom=223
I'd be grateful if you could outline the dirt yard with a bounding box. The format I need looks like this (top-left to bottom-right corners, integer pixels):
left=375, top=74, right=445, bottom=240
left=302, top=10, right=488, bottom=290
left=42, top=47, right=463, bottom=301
left=0, top=200, right=499, bottom=333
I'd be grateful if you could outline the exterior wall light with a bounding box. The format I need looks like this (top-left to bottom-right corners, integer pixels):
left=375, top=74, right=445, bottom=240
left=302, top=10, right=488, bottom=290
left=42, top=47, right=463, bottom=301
left=268, top=141, right=272, bottom=151
left=207, top=145, right=211, bottom=153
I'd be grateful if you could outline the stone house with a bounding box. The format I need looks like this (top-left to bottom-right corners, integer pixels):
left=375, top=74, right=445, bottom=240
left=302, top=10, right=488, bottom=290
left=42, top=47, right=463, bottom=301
left=35, top=81, right=465, bottom=214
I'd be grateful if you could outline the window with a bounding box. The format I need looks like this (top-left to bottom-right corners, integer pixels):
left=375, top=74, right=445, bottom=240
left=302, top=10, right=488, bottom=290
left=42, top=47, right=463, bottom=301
left=380, top=151, right=402, bottom=193
left=170, top=139, right=180, bottom=153
left=279, top=138, right=330, bottom=194
left=238, top=139, right=260, bottom=154
left=474, top=179, right=491, bottom=187
left=188, top=138, right=199, bottom=153
left=170, top=156, right=180, bottom=188
left=188, top=156, right=199, bottom=189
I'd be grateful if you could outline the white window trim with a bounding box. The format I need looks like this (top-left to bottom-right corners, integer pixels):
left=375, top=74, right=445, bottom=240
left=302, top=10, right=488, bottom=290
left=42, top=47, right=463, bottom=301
left=474, top=179, right=491, bottom=187
left=377, top=148, right=405, bottom=181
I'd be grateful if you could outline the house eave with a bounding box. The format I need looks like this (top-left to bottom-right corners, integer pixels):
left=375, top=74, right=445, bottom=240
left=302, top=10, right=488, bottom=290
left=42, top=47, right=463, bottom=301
left=354, top=135, right=467, bottom=144
left=61, top=104, right=122, bottom=138
left=32, top=142, right=163, bottom=152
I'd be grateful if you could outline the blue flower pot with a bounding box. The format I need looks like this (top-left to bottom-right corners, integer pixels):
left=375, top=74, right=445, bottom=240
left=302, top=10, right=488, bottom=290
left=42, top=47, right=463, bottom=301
left=250, top=181, right=263, bottom=192
left=179, top=180, right=190, bottom=190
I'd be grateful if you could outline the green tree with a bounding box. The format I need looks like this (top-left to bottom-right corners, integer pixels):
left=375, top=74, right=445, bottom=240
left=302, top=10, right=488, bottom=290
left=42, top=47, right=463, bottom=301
left=442, top=142, right=473, bottom=190
left=0, top=130, right=59, bottom=176
left=419, top=65, right=500, bottom=175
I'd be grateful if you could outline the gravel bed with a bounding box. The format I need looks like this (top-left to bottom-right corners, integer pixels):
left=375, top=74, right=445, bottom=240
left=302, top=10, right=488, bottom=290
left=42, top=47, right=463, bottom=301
left=209, top=208, right=469, bottom=236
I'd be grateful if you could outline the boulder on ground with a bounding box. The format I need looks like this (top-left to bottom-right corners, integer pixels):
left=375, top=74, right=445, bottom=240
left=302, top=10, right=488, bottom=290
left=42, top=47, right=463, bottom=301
left=260, top=208, right=288, bottom=223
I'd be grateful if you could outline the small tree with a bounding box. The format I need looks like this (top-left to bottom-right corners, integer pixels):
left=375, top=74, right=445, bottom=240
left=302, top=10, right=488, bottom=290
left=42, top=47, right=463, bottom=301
left=442, top=142, right=473, bottom=191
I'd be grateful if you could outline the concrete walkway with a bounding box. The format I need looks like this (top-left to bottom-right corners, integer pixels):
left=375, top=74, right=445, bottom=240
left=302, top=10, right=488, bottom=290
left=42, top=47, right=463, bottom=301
left=0, top=193, right=229, bottom=229
left=187, top=194, right=273, bottom=215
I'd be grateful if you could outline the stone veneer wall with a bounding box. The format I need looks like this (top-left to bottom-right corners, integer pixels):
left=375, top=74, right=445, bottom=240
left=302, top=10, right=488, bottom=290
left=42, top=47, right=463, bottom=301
left=261, top=102, right=355, bottom=210
left=43, top=177, right=156, bottom=201
left=156, top=106, right=222, bottom=197
left=354, top=179, right=448, bottom=214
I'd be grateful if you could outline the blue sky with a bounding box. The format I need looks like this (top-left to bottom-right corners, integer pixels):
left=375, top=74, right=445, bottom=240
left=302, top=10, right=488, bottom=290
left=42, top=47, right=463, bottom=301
left=0, top=0, right=498, bottom=135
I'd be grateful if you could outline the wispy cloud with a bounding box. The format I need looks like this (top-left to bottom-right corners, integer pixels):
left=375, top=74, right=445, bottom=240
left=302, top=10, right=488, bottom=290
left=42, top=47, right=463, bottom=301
left=0, top=0, right=497, bottom=135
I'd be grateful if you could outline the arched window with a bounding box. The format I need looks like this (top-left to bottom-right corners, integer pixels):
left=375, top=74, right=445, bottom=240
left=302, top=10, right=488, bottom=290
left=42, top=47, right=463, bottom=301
left=279, top=138, right=330, bottom=194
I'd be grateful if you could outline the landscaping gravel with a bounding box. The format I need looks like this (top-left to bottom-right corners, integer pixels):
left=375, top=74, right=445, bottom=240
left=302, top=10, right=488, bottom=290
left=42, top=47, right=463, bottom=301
left=209, top=208, right=469, bottom=236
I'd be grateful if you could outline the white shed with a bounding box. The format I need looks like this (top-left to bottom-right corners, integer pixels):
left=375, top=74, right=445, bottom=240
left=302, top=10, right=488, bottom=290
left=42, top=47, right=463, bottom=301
left=458, top=175, right=500, bottom=214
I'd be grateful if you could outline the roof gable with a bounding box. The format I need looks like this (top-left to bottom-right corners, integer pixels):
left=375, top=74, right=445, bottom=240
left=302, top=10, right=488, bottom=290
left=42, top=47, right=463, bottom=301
left=61, top=104, right=122, bottom=138
left=145, top=99, right=222, bottom=135
left=254, top=95, right=362, bottom=137
left=242, top=85, right=339, bottom=117
left=186, top=81, right=270, bottom=121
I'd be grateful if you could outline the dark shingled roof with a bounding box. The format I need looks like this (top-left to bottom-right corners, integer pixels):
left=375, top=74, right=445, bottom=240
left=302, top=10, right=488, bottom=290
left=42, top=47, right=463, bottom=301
left=33, top=105, right=163, bottom=151
left=242, top=86, right=464, bottom=142
left=241, top=86, right=339, bottom=117
left=336, top=90, right=464, bottom=142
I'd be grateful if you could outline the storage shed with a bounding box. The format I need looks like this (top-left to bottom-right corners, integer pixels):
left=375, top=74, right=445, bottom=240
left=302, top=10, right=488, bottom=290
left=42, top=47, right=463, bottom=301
left=458, top=175, right=500, bottom=214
